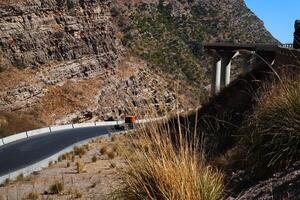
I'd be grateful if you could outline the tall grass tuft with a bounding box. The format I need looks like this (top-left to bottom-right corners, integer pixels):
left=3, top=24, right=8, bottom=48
left=243, top=75, right=300, bottom=173
left=114, top=119, right=224, bottom=200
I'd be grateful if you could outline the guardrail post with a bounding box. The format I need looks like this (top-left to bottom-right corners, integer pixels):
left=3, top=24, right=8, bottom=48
left=49, top=126, right=52, bottom=133
left=26, top=131, right=28, bottom=138
left=72, top=124, right=74, bottom=128
left=2, top=138, right=4, bottom=145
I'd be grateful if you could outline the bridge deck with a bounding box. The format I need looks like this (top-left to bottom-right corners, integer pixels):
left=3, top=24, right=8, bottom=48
left=203, top=43, right=280, bottom=52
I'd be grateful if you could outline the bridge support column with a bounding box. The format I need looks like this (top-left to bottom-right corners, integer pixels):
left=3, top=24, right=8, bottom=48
left=221, top=51, right=239, bottom=88
left=211, top=59, right=222, bottom=95
left=211, top=51, right=239, bottom=96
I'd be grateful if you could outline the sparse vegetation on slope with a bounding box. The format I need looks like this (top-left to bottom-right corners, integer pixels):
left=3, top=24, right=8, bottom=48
left=115, top=0, right=278, bottom=88
left=124, top=2, right=206, bottom=86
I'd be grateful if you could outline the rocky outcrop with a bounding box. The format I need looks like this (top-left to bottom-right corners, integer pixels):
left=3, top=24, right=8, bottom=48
left=0, top=0, right=120, bottom=113
left=0, top=0, right=277, bottom=133
left=56, top=59, right=178, bottom=124
left=0, top=0, right=117, bottom=69
left=234, top=162, right=300, bottom=200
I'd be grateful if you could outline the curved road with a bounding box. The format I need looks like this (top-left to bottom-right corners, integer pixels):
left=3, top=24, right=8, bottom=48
left=0, top=126, right=118, bottom=176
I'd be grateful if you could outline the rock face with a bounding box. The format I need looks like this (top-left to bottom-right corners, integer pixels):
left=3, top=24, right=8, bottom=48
left=235, top=162, right=300, bottom=200
left=0, top=0, right=277, bottom=133
left=0, top=0, right=117, bottom=69
left=0, top=0, right=119, bottom=114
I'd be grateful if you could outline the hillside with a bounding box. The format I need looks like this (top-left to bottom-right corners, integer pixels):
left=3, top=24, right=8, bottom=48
left=0, top=0, right=277, bottom=135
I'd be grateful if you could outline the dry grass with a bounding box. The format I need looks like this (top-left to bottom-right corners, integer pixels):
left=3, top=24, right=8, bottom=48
left=100, top=145, right=108, bottom=155
left=16, top=173, right=24, bottom=182
left=73, top=146, right=86, bottom=157
left=107, top=151, right=116, bottom=159
left=76, top=161, right=86, bottom=173
left=114, top=120, right=224, bottom=200
left=242, top=74, right=300, bottom=173
left=26, top=191, right=39, bottom=199
left=49, top=181, right=64, bottom=194
left=48, top=161, right=54, bottom=167
left=73, top=189, right=83, bottom=198
left=92, top=155, right=97, bottom=162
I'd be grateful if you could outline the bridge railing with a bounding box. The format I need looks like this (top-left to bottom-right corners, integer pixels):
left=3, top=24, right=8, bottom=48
left=279, top=43, right=294, bottom=49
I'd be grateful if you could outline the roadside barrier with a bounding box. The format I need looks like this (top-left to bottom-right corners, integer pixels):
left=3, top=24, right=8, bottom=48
left=0, top=132, right=115, bottom=184
left=0, top=120, right=124, bottom=147
left=0, top=117, right=163, bottom=184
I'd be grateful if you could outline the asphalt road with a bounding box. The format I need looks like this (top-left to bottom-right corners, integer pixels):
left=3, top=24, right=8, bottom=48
left=0, top=126, right=117, bottom=176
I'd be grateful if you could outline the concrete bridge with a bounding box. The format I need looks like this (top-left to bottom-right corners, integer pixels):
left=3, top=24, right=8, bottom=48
left=175, top=42, right=300, bottom=156
left=170, top=20, right=300, bottom=157
left=205, top=20, right=300, bottom=96
left=204, top=43, right=300, bottom=95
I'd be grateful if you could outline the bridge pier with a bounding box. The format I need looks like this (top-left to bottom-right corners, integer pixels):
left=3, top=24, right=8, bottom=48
left=204, top=43, right=281, bottom=96
left=211, top=51, right=239, bottom=95
left=211, top=59, right=222, bottom=95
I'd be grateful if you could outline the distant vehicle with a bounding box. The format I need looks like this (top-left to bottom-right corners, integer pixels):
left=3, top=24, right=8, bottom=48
left=114, top=115, right=138, bottom=130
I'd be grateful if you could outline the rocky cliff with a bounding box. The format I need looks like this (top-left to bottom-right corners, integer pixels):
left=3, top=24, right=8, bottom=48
left=0, top=0, right=277, bottom=134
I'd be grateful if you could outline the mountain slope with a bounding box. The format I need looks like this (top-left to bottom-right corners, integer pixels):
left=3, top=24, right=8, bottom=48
left=0, top=0, right=277, bottom=135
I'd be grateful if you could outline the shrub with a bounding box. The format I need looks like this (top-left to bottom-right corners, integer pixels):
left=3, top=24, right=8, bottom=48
left=49, top=182, right=64, bottom=194
left=107, top=151, right=116, bottom=159
left=76, top=161, right=86, bottom=173
left=73, top=189, right=83, bottom=198
left=111, top=135, right=117, bottom=142
left=0, top=127, right=9, bottom=138
left=100, top=145, right=108, bottom=155
left=110, top=162, right=116, bottom=168
left=48, top=161, right=54, bottom=167
left=16, top=173, right=24, bottom=181
left=4, top=178, right=10, bottom=185
left=73, top=146, right=86, bottom=156
left=58, top=153, right=67, bottom=161
left=114, top=121, right=224, bottom=200
left=92, top=155, right=97, bottom=162
left=243, top=76, right=300, bottom=173
left=26, top=191, right=39, bottom=199
left=112, top=145, right=118, bottom=152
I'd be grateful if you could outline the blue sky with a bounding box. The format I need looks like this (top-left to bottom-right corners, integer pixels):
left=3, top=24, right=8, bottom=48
left=245, top=0, right=300, bottom=43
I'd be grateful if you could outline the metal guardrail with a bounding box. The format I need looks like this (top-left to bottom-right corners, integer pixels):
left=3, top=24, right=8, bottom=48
left=0, top=118, right=164, bottom=184
left=0, top=118, right=164, bottom=147
left=279, top=43, right=294, bottom=49
left=0, top=131, right=116, bottom=185
left=0, top=121, right=125, bottom=147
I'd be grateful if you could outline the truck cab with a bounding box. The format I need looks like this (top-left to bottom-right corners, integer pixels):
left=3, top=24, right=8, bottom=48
left=114, top=115, right=138, bottom=130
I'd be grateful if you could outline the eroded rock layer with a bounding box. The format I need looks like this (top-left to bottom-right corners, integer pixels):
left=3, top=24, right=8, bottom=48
left=0, top=0, right=276, bottom=134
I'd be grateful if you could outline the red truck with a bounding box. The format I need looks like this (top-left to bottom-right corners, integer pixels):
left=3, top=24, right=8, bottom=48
left=114, top=115, right=137, bottom=130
